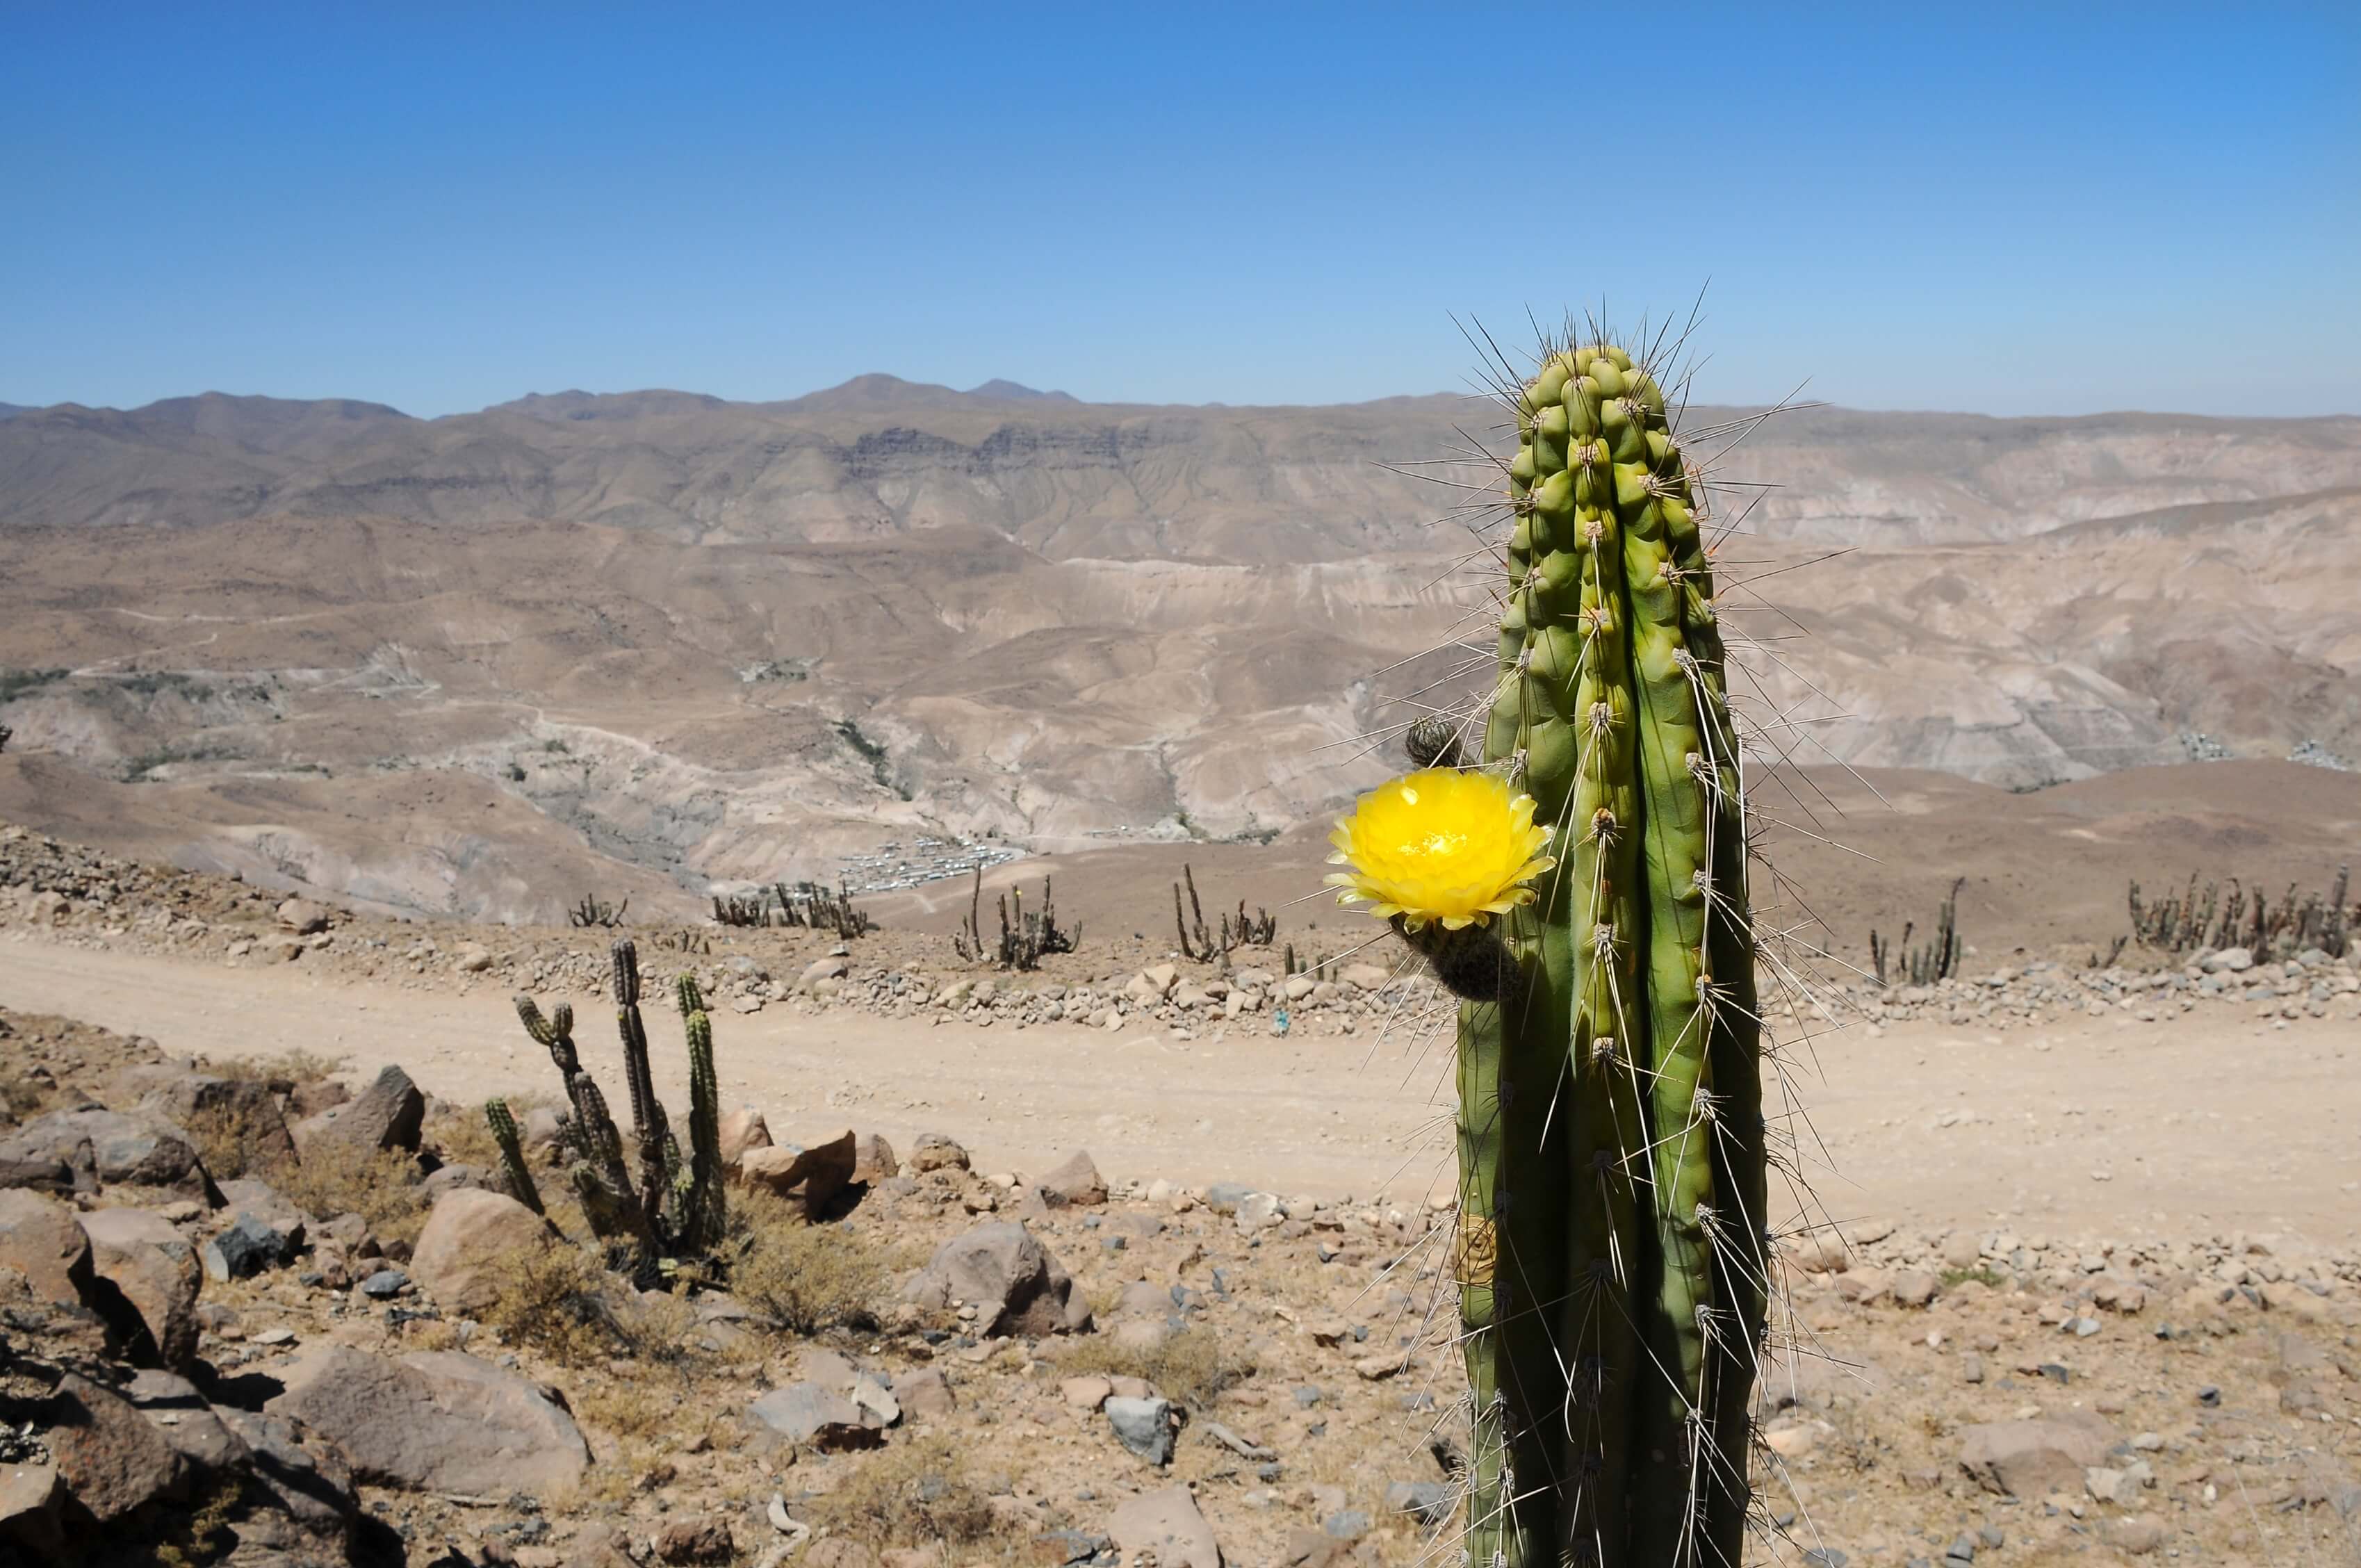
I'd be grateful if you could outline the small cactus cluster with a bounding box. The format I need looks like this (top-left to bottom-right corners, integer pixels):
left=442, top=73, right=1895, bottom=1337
left=1329, top=332, right=1772, bottom=1567
left=497, top=938, right=727, bottom=1261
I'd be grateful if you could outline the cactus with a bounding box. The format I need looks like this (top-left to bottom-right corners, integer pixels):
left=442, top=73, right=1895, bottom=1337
left=1329, top=337, right=1766, bottom=1567
left=484, top=1097, right=544, bottom=1215
left=505, top=939, right=729, bottom=1261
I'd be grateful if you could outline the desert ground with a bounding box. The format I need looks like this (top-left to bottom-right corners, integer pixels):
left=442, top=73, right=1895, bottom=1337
left=3, top=806, right=2360, bottom=1568
left=2, top=382, right=2359, bottom=1567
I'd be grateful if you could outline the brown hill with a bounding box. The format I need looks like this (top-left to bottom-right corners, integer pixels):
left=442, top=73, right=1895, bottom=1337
left=0, top=379, right=2355, bottom=919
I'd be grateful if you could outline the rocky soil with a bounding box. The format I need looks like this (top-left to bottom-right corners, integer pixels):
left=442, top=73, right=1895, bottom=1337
left=2, top=823, right=2360, bottom=1567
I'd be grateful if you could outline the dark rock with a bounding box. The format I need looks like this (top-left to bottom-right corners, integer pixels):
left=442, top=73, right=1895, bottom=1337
left=302, top=1064, right=425, bottom=1155
left=900, top=1220, right=1093, bottom=1337
left=1384, top=1480, right=1453, bottom=1526
left=0, top=1106, right=213, bottom=1197
left=0, top=1156, right=74, bottom=1193
left=359, top=1268, right=411, bottom=1298
left=120, top=1370, right=251, bottom=1473
left=202, top=1213, right=294, bottom=1282
left=47, top=1371, right=190, bottom=1521
left=1104, top=1396, right=1176, bottom=1466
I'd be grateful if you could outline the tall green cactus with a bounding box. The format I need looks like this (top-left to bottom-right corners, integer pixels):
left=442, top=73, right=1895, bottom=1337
left=1332, top=337, right=1766, bottom=1567
left=484, top=1097, right=544, bottom=1216
left=499, top=938, right=729, bottom=1261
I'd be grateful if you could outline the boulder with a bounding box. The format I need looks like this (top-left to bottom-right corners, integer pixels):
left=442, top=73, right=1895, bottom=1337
left=1339, top=963, right=1391, bottom=991
left=738, top=1130, right=857, bottom=1218
left=907, top=1132, right=970, bottom=1173
left=1959, top=1412, right=2121, bottom=1497
left=747, top=1382, right=878, bottom=1450
left=287, top=1079, right=349, bottom=1120
left=851, top=1132, right=898, bottom=1183
left=419, top=1162, right=494, bottom=1202
left=0, top=1106, right=213, bottom=1197
left=0, top=1189, right=94, bottom=1307
left=212, top=1178, right=314, bottom=1250
left=1106, top=1395, right=1178, bottom=1465
left=893, top=1366, right=955, bottom=1419
left=79, top=1207, right=203, bottom=1369
left=120, top=1370, right=250, bottom=1474
left=1109, top=1484, right=1220, bottom=1568
left=265, top=1346, right=589, bottom=1494
left=899, top=1220, right=1093, bottom=1337
left=46, top=1371, right=188, bottom=1521
left=0, top=1155, right=74, bottom=1193
left=214, top=1407, right=359, bottom=1555
left=202, top=1213, right=295, bottom=1282
left=275, top=897, right=334, bottom=934
left=655, top=1514, right=736, bottom=1563
left=410, top=1188, right=553, bottom=1314
left=718, top=1107, right=773, bottom=1170
left=0, top=1460, right=64, bottom=1560
left=299, top=1064, right=425, bottom=1155
left=1038, top=1150, right=1108, bottom=1207
left=113, top=1065, right=296, bottom=1168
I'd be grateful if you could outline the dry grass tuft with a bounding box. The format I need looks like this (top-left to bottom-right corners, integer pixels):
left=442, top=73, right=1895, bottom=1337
left=812, top=1436, right=1000, bottom=1548
left=1055, top=1324, right=1252, bottom=1409
left=715, top=1189, right=888, bottom=1334
left=269, top=1143, right=430, bottom=1246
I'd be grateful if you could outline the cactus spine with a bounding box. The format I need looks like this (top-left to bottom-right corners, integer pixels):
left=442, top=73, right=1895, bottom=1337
left=1455, top=339, right=1764, bottom=1567
left=484, top=1097, right=544, bottom=1215
left=498, top=938, right=728, bottom=1260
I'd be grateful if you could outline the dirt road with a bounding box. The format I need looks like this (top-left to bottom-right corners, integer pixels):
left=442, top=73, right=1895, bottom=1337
left=5, top=936, right=2355, bottom=1241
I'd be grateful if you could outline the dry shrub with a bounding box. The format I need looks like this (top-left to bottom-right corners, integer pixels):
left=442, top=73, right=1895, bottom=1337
left=270, top=1143, right=430, bottom=1246
left=717, top=1189, right=886, bottom=1334
left=183, top=1096, right=288, bottom=1182
left=200, top=1047, right=345, bottom=1087
left=0, top=1068, right=43, bottom=1127
left=1055, top=1324, right=1252, bottom=1409
left=814, top=1436, right=999, bottom=1548
left=478, top=1241, right=643, bottom=1369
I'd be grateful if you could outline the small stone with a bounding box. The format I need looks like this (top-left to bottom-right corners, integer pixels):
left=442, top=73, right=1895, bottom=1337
left=359, top=1268, right=410, bottom=1298
left=653, top=1514, right=734, bottom=1564
left=1061, top=1376, right=1114, bottom=1411
left=1107, top=1484, right=1218, bottom=1568
left=1384, top=1480, right=1453, bottom=1526
left=748, top=1383, right=876, bottom=1450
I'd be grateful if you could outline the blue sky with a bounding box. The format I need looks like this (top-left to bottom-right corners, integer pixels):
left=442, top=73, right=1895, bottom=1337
left=4, top=3, right=2355, bottom=417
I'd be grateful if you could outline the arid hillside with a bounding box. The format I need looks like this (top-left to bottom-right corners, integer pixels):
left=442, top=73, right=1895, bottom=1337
left=0, top=378, right=2355, bottom=920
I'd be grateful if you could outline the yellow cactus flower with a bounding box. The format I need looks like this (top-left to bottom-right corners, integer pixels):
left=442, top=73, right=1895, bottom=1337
left=1325, top=768, right=1556, bottom=932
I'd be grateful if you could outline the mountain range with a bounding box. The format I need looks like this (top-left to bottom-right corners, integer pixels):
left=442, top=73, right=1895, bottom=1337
left=0, top=375, right=2354, bottom=920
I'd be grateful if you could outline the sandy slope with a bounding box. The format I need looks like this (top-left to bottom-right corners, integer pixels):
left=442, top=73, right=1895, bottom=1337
left=8, top=936, right=2354, bottom=1241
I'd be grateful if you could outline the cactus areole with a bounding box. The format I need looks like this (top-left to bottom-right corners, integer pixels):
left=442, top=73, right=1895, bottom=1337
left=1332, top=341, right=1765, bottom=1568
